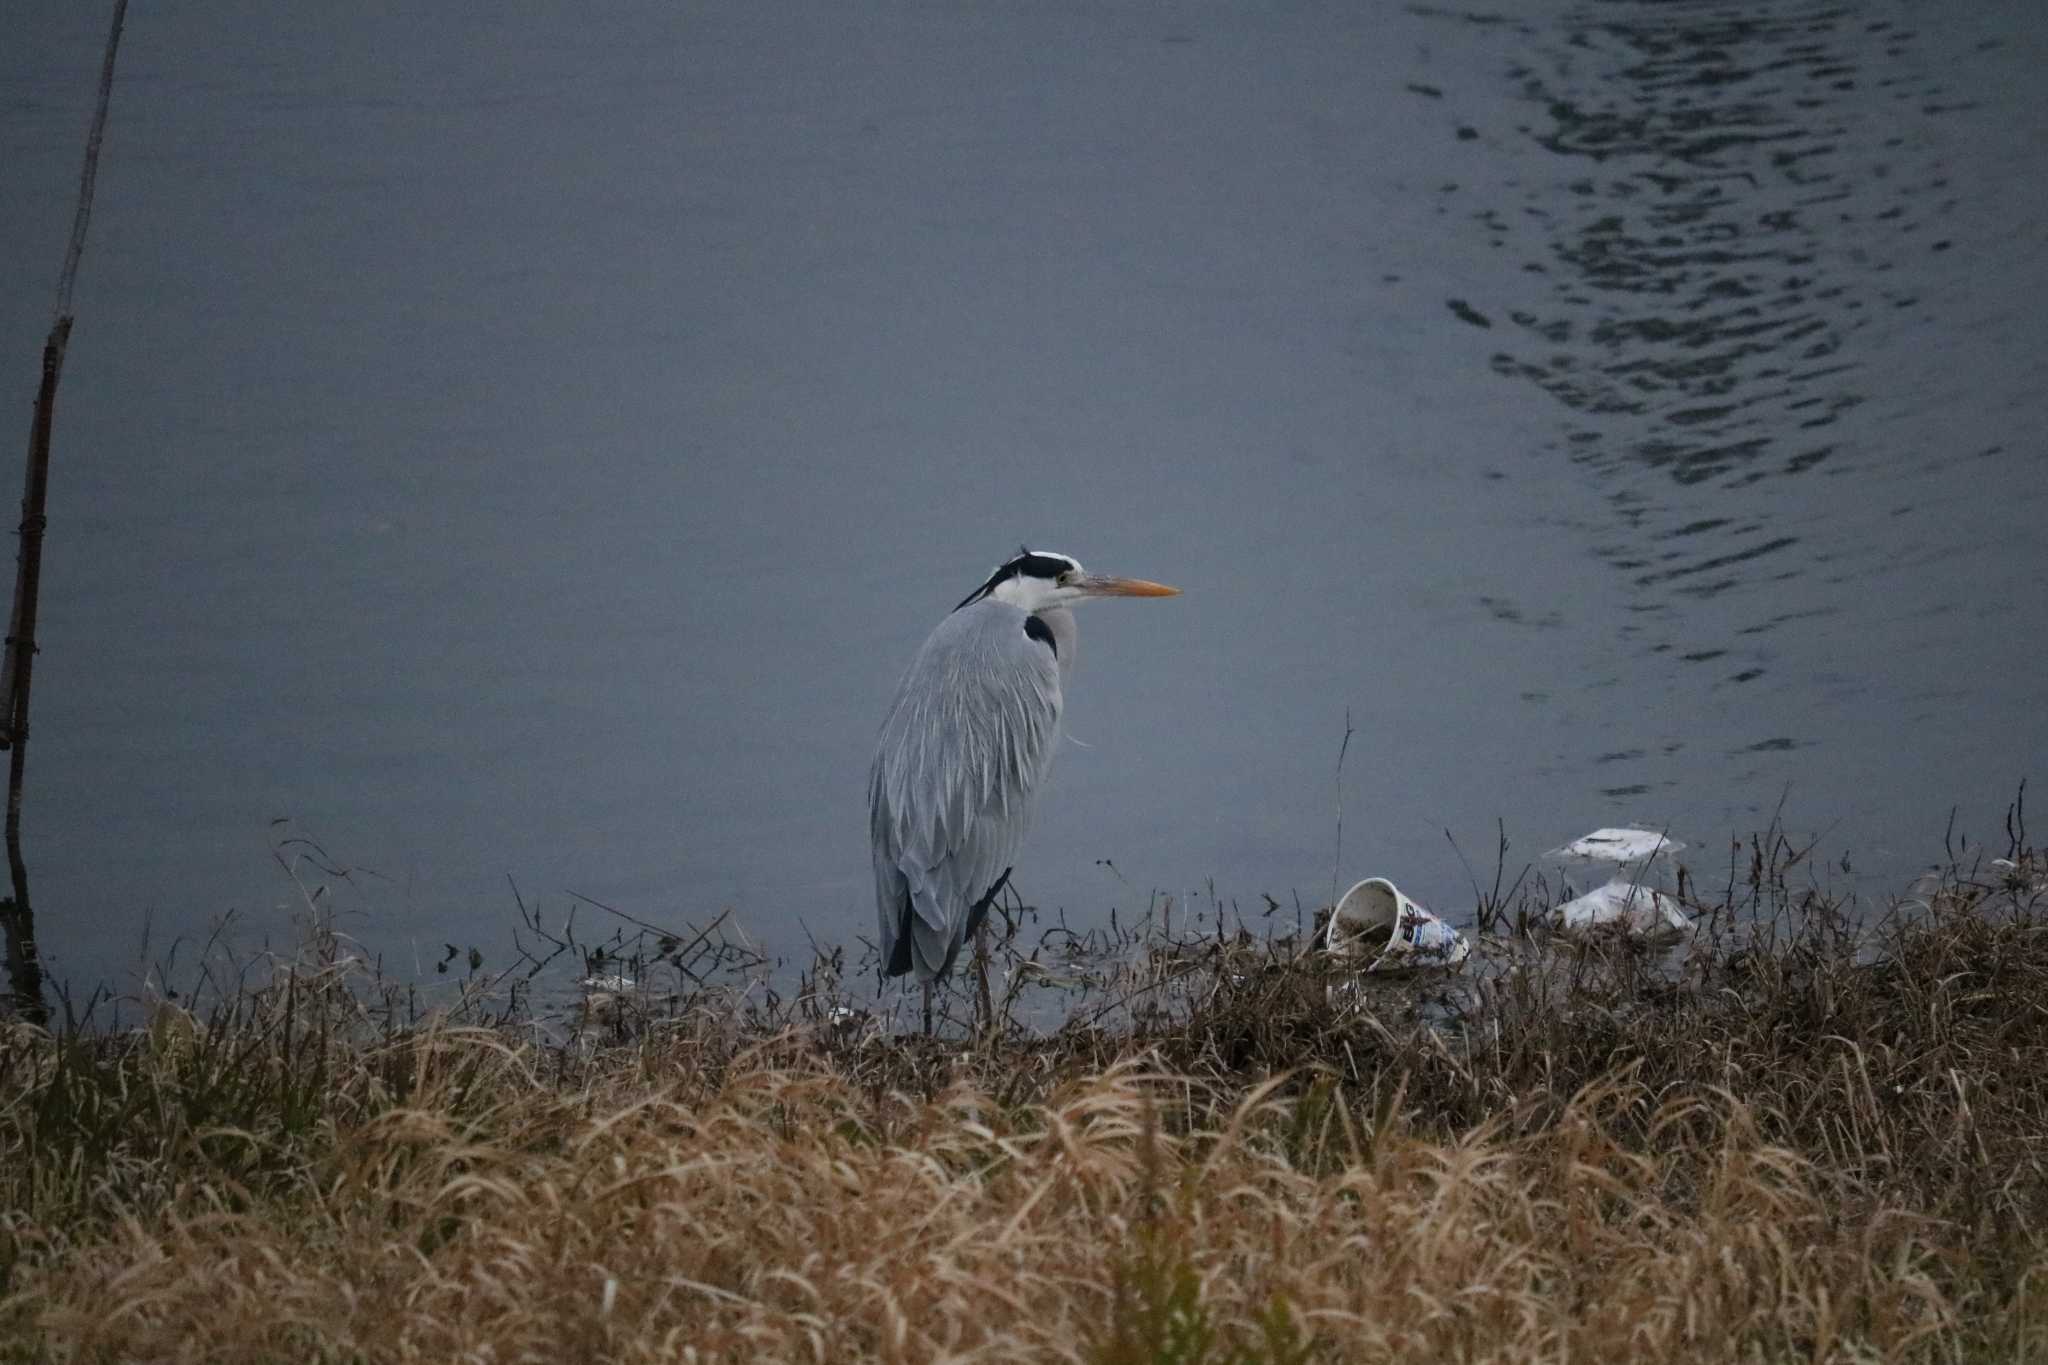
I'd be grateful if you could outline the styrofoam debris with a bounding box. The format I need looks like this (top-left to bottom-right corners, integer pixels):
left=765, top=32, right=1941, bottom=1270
left=1553, top=877, right=1690, bottom=940
left=1546, top=827, right=1684, bottom=863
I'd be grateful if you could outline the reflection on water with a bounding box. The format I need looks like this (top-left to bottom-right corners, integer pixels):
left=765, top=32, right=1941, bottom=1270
left=1412, top=0, right=2028, bottom=684
left=1406, top=0, right=2044, bottom=815
left=1501, top=3, right=1897, bottom=489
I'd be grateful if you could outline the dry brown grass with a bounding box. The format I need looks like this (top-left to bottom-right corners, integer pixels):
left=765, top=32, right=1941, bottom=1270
left=2, top=837, right=2046, bottom=1362
left=0, top=1040, right=1978, bottom=1363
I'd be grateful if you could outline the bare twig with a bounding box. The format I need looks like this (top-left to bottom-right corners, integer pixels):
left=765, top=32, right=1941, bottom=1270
left=1332, top=708, right=1354, bottom=909
left=564, top=894, right=751, bottom=983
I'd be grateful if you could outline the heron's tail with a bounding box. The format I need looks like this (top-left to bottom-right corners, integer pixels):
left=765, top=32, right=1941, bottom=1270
left=888, top=868, right=959, bottom=983
left=883, top=886, right=917, bottom=977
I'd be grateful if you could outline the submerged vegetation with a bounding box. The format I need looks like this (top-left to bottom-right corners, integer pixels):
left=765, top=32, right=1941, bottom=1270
left=1, top=818, right=2046, bottom=1362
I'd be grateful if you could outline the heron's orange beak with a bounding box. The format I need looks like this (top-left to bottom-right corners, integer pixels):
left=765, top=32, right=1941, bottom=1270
left=1076, top=574, right=1180, bottom=598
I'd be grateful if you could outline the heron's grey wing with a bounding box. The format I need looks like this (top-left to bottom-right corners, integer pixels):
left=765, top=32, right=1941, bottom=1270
left=870, top=602, right=1063, bottom=980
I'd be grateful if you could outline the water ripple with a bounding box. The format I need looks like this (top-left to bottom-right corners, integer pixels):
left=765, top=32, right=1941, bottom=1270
left=1418, top=0, right=1983, bottom=671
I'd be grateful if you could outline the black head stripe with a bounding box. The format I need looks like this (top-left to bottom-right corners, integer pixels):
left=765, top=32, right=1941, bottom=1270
left=954, top=548, right=1077, bottom=610
left=1023, top=613, right=1057, bottom=656
left=1013, top=552, right=1076, bottom=579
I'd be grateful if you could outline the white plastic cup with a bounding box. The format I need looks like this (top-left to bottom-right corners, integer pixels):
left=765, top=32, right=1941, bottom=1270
left=1322, top=877, right=1471, bottom=972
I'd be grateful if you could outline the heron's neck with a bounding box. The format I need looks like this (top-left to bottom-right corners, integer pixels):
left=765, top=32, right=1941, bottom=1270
left=1034, top=606, right=1078, bottom=689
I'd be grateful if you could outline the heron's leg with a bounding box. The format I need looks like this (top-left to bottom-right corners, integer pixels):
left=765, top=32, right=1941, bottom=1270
left=962, top=867, right=1015, bottom=942
left=967, top=867, right=1013, bottom=1042
left=921, top=982, right=933, bottom=1037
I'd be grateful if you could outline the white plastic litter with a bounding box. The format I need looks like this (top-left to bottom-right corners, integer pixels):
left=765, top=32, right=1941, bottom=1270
left=1546, top=826, right=1692, bottom=940
left=1552, top=880, right=1690, bottom=939
left=1321, top=877, right=1470, bottom=971
left=1547, top=827, right=1685, bottom=863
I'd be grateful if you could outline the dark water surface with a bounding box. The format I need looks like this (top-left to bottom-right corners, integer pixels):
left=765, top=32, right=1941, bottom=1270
left=2, top=0, right=2042, bottom=999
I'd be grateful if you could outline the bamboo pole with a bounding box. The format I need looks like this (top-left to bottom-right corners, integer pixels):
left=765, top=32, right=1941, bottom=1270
left=5, top=325, right=68, bottom=868
left=1, top=0, right=128, bottom=1022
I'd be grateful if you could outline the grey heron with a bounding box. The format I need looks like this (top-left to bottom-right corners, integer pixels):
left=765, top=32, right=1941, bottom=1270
left=870, top=549, right=1179, bottom=982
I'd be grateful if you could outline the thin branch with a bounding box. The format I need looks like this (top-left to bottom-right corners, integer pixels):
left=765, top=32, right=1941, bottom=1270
left=54, top=0, right=129, bottom=322
left=1332, top=707, right=1354, bottom=909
